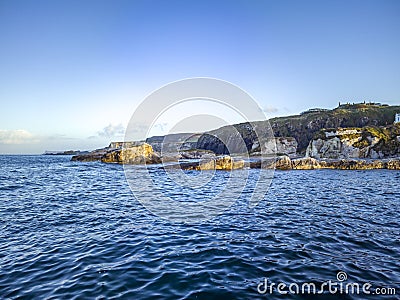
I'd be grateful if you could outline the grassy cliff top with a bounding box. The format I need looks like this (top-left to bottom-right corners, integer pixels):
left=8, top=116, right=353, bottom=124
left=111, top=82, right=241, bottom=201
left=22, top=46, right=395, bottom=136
left=265, top=104, right=399, bottom=151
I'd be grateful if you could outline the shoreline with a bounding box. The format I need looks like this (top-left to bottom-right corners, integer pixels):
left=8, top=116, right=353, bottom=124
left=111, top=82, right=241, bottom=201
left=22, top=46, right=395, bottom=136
left=70, top=146, right=400, bottom=170
left=248, top=156, right=400, bottom=170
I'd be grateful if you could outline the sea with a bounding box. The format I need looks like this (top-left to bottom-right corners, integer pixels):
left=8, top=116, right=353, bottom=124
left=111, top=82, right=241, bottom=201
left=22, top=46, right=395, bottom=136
left=0, top=155, right=399, bottom=299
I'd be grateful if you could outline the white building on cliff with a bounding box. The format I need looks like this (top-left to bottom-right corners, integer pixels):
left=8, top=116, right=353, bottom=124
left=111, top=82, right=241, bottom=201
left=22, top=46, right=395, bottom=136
left=395, top=113, right=400, bottom=123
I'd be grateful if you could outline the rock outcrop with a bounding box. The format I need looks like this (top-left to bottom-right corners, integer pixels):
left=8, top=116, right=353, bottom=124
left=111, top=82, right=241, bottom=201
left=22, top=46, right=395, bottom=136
left=318, top=159, right=387, bottom=170
left=179, top=156, right=245, bottom=171
left=387, top=159, right=400, bottom=170
left=249, top=156, right=400, bottom=170
left=178, top=149, right=216, bottom=160
left=101, top=143, right=161, bottom=164
left=274, top=156, right=292, bottom=170
left=249, top=156, right=292, bottom=170
left=71, top=148, right=109, bottom=162
left=291, top=157, right=321, bottom=170
left=306, top=125, right=400, bottom=159
left=72, top=143, right=161, bottom=164
left=249, top=156, right=320, bottom=170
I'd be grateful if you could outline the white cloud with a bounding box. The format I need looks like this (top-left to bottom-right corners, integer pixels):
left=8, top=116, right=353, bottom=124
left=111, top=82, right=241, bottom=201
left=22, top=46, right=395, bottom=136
left=0, top=128, right=121, bottom=154
left=0, top=129, right=39, bottom=144
left=97, top=123, right=125, bottom=138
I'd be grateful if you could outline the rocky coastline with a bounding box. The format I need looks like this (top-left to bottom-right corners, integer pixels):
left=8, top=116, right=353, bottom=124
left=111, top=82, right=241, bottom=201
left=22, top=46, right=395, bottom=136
left=71, top=103, right=400, bottom=170
left=71, top=142, right=400, bottom=170
left=249, top=156, right=400, bottom=170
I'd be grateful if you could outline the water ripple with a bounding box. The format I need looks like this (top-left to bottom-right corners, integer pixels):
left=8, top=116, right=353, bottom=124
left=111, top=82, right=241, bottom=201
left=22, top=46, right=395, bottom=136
left=0, top=156, right=399, bottom=299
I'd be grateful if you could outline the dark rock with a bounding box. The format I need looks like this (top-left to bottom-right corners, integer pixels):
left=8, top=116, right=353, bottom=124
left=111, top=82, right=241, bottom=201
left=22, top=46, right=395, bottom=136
left=71, top=149, right=108, bottom=162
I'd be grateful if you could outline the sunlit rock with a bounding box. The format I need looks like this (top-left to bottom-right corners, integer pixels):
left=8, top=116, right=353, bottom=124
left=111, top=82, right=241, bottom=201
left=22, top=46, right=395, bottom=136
left=292, top=157, right=321, bottom=170
left=180, top=155, right=245, bottom=171
left=101, top=143, right=161, bottom=164
left=306, top=125, right=400, bottom=159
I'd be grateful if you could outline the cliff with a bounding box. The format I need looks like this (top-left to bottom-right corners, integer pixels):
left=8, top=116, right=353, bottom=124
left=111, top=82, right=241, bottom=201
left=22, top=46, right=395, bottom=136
left=306, top=124, right=400, bottom=159
left=146, top=133, right=202, bottom=152
left=196, top=104, right=400, bottom=154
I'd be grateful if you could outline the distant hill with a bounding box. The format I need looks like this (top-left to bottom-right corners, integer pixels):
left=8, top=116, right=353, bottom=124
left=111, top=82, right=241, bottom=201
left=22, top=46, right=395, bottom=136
left=44, top=150, right=89, bottom=155
left=197, top=103, right=400, bottom=154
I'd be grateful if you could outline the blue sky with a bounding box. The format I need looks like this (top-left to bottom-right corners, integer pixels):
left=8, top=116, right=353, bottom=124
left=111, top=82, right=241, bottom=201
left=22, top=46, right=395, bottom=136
left=0, top=0, right=399, bottom=153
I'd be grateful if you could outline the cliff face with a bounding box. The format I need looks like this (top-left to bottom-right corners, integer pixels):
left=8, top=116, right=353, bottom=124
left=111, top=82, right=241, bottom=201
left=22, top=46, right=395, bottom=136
left=196, top=123, right=259, bottom=154
left=306, top=124, right=400, bottom=159
left=270, top=105, right=400, bottom=153
left=146, top=133, right=200, bottom=152
left=250, top=137, right=298, bottom=157
left=196, top=105, right=400, bottom=154
left=195, top=123, right=296, bottom=156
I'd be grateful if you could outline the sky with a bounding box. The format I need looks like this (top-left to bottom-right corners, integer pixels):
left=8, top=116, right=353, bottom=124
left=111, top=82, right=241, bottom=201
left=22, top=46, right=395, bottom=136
left=0, top=0, right=399, bottom=153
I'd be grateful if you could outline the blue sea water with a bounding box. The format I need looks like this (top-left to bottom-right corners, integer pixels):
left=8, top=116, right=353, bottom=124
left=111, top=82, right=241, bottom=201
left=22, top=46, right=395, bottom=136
left=0, top=155, right=399, bottom=299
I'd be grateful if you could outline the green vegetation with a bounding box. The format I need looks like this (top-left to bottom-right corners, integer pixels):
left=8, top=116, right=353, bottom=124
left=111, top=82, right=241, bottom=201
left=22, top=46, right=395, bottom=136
left=268, top=104, right=400, bottom=153
left=317, top=124, right=400, bottom=155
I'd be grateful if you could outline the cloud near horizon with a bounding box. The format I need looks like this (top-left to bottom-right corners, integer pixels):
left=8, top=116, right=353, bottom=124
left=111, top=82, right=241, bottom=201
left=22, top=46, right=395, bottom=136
left=0, top=129, right=110, bottom=154
left=0, top=129, right=39, bottom=144
left=97, top=123, right=126, bottom=138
